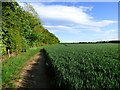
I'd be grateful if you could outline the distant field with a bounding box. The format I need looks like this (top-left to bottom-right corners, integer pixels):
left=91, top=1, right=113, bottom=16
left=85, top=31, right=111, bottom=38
left=44, top=44, right=120, bottom=89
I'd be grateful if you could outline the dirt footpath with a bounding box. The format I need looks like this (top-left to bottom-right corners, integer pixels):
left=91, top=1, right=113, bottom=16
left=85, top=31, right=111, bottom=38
left=14, top=51, right=53, bottom=89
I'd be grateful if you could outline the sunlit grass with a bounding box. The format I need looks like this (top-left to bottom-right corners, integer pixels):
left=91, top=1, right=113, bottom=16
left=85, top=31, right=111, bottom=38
left=2, top=46, right=45, bottom=88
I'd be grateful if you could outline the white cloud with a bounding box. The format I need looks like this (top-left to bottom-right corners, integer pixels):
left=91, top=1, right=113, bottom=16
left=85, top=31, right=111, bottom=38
left=43, top=25, right=81, bottom=33
left=79, top=6, right=93, bottom=11
left=18, top=2, right=117, bottom=42
left=94, top=20, right=117, bottom=27
left=31, top=3, right=116, bottom=27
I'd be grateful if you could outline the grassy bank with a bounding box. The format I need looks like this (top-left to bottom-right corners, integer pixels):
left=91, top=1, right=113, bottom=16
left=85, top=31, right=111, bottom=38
left=2, top=46, right=46, bottom=88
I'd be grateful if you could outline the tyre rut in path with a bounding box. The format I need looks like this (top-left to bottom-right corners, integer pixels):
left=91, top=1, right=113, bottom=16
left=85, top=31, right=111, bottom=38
left=15, top=50, right=54, bottom=89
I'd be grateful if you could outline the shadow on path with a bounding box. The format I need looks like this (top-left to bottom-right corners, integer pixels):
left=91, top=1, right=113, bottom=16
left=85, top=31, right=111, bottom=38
left=17, top=50, right=54, bottom=89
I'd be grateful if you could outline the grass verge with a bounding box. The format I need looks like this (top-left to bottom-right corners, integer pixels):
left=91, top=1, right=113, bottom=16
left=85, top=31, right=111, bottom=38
left=2, top=46, right=46, bottom=89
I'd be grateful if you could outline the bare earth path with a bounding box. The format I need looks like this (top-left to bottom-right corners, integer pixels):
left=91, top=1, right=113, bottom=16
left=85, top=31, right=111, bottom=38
left=14, top=50, right=53, bottom=89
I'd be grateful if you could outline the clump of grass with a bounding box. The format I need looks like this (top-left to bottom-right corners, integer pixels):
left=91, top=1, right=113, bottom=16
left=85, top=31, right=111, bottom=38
left=2, top=46, right=44, bottom=88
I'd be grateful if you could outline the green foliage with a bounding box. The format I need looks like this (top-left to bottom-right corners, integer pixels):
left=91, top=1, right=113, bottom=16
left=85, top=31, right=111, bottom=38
left=1, top=1, right=59, bottom=87
left=2, top=2, right=60, bottom=55
left=44, top=44, right=120, bottom=89
left=0, top=40, right=6, bottom=55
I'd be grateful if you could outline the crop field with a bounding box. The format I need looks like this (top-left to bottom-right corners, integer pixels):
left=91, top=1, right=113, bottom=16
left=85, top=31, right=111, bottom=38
left=44, top=44, right=120, bottom=89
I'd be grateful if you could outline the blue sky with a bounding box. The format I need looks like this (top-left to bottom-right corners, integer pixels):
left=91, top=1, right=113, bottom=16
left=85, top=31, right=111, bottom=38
left=18, top=2, right=118, bottom=42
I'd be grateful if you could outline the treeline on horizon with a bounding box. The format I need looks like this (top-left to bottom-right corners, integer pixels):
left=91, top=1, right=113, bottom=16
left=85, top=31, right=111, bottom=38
left=1, top=2, right=60, bottom=55
left=60, top=40, right=120, bottom=44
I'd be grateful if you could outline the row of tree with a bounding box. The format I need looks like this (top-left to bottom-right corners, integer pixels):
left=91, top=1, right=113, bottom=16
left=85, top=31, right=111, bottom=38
left=1, top=2, right=60, bottom=55
left=60, top=40, right=120, bottom=44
